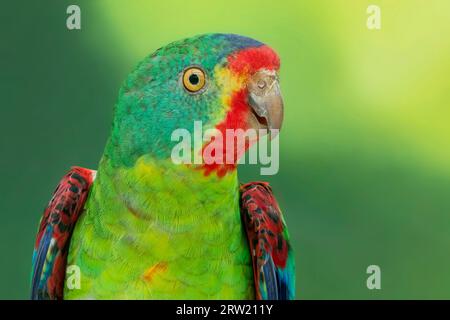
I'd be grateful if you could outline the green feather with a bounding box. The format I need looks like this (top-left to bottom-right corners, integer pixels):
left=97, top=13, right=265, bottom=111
left=64, top=34, right=264, bottom=299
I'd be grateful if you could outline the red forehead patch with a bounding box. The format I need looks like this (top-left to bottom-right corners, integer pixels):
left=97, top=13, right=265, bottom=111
left=228, top=45, right=280, bottom=75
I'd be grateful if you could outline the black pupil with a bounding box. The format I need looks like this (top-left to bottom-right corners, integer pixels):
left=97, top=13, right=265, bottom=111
left=189, top=73, right=200, bottom=85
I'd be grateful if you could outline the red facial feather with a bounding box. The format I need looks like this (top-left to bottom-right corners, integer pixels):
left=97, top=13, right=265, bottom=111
left=200, top=46, right=280, bottom=177
left=228, top=45, right=280, bottom=75
left=200, top=89, right=252, bottom=177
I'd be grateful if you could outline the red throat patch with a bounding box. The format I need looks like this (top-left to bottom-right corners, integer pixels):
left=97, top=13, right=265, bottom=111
left=199, top=45, right=280, bottom=178
left=200, top=89, right=250, bottom=178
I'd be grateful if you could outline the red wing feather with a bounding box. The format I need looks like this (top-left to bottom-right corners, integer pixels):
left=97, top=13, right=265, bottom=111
left=240, top=182, right=295, bottom=300
left=31, top=167, right=95, bottom=300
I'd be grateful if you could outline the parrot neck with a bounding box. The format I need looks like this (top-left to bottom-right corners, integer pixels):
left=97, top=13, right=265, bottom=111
left=91, top=152, right=240, bottom=229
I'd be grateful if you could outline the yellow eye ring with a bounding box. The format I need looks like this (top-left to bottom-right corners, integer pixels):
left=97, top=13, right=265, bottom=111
left=182, top=67, right=206, bottom=93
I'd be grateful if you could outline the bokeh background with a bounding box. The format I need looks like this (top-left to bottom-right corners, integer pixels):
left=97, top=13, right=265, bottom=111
left=1, top=0, right=450, bottom=299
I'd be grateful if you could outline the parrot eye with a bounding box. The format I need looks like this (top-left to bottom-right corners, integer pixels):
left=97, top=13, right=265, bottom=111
left=182, top=67, right=206, bottom=93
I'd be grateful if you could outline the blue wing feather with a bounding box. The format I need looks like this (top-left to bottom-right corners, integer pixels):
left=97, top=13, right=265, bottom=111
left=240, top=182, right=295, bottom=300
left=31, top=226, right=53, bottom=299
left=30, top=167, right=94, bottom=300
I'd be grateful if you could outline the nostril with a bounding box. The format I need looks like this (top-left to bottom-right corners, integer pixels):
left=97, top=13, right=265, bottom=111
left=257, top=80, right=266, bottom=89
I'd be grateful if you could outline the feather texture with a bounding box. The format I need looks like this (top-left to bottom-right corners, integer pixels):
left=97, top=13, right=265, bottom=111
left=240, top=182, right=295, bottom=300
left=31, top=167, right=95, bottom=300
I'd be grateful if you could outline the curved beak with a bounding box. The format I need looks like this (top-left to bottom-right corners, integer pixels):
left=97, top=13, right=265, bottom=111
left=247, top=70, right=284, bottom=133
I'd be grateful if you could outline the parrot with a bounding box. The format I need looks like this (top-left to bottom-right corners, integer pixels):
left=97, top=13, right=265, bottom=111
left=30, top=33, right=295, bottom=300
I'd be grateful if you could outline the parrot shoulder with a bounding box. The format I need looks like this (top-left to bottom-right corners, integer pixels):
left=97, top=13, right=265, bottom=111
left=240, top=181, right=295, bottom=300
left=31, top=166, right=96, bottom=300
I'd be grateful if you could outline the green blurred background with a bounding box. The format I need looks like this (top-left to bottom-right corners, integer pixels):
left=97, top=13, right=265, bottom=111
left=1, top=0, right=450, bottom=299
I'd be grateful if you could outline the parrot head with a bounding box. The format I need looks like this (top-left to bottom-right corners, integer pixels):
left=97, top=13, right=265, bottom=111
left=107, top=33, right=283, bottom=176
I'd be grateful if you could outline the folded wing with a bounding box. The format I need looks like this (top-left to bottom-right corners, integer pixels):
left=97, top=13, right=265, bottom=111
left=31, top=167, right=95, bottom=300
left=240, top=182, right=295, bottom=300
